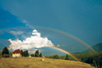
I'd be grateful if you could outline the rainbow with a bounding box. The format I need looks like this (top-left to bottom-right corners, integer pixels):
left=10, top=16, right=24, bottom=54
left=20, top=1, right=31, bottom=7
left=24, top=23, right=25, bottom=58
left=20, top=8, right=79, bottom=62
left=35, top=26, right=97, bottom=54
left=49, top=46, right=80, bottom=61
left=9, top=26, right=97, bottom=61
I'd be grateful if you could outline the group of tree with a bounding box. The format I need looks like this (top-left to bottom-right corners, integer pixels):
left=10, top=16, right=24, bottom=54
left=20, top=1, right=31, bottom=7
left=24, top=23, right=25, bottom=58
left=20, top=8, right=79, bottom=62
left=21, top=50, right=42, bottom=57
left=31, top=50, right=42, bottom=57
left=21, top=50, right=29, bottom=57
left=75, top=52, right=102, bottom=68
left=46, top=54, right=69, bottom=60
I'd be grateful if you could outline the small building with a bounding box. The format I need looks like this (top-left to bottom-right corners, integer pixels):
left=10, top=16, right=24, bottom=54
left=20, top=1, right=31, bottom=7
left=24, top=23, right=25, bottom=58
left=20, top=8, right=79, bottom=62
left=12, top=49, right=21, bottom=58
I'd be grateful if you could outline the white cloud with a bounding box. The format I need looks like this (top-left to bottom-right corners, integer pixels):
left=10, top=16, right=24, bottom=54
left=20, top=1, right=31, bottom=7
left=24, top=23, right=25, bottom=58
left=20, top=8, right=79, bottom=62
left=57, top=45, right=60, bottom=47
left=10, top=31, right=24, bottom=35
left=8, top=29, right=54, bottom=50
left=22, top=20, right=34, bottom=28
left=22, top=20, right=27, bottom=23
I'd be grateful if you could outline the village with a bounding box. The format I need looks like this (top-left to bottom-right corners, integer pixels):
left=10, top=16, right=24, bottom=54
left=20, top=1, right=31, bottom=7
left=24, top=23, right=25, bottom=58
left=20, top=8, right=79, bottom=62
left=1, top=47, right=43, bottom=58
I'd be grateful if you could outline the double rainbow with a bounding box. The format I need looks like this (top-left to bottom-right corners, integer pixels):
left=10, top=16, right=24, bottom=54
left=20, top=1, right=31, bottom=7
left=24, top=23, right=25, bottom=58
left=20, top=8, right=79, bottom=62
left=35, top=26, right=97, bottom=61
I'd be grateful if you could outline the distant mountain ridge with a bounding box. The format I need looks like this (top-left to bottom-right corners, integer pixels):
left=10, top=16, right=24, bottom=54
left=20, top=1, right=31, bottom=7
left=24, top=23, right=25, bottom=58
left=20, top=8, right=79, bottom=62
left=92, top=43, right=102, bottom=51
left=82, top=43, right=102, bottom=53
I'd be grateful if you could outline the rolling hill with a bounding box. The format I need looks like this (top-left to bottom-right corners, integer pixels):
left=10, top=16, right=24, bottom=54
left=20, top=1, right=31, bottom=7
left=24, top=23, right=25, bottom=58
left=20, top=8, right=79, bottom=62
left=83, top=43, right=102, bottom=53
left=92, top=43, right=102, bottom=51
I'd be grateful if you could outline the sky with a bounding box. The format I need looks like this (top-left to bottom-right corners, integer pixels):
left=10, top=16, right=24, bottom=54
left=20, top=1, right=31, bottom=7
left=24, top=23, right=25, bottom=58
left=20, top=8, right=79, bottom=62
left=0, top=0, right=102, bottom=55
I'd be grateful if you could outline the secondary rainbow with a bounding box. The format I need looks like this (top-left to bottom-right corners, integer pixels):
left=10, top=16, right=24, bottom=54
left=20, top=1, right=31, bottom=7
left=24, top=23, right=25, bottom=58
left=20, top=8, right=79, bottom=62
left=35, top=26, right=97, bottom=54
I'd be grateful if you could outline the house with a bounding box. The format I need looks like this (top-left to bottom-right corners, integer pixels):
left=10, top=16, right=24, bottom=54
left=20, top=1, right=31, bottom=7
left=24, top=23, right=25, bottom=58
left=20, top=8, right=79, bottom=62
left=12, top=49, right=21, bottom=58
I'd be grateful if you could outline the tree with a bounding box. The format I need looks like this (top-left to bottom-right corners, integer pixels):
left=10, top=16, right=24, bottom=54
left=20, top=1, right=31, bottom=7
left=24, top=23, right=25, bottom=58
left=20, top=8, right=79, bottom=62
left=24, top=50, right=29, bottom=57
left=53, top=54, right=59, bottom=59
left=35, top=50, right=39, bottom=57
left=39, top=53, right=42, bottom=57
left=2, top=47, right=9, bottom=57
left=21, top=50, right=24, bottom=56
left=65, top=54, right=69, bottom=60
left=21, top=50, right=29, bottom=57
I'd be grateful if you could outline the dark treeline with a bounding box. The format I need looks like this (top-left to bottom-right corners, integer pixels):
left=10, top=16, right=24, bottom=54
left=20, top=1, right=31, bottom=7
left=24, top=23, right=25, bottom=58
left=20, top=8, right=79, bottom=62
left=21, top=50, right=29, bottom=57
left=18, top=49, right=42, bottom=57
left=75, top=52, right=102, bottom=68
left=46, top=54, right=70, bottom=60
left=21, top=49, right=42, bottom=57
left=46, top=52, right=102, bottom=68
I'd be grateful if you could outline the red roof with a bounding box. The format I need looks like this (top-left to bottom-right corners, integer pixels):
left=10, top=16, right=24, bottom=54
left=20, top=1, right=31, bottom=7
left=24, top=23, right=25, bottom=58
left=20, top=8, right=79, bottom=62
left=13, top=49, right=21, bottom=54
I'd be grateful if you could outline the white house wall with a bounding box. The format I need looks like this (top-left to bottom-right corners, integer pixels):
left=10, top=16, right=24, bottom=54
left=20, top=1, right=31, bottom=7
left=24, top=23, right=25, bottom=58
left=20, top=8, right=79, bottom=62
left=12, top=53, right=21, bottom=58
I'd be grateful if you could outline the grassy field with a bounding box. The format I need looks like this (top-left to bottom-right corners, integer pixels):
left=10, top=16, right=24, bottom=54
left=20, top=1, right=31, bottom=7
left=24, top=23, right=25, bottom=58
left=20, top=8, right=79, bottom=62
left=0, top=57, right=94, bottom=68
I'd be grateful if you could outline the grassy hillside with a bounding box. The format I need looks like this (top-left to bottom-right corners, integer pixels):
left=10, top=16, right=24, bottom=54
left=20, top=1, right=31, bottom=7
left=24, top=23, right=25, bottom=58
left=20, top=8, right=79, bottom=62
left=0, top=57, right=94, bottom=68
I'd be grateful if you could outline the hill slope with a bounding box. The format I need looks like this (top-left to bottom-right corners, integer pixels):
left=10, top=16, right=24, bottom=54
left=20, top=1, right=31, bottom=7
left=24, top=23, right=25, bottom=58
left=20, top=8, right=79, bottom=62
left=83, top=43, right=102, bottom=53
left=92, top=43, right=102, bottom=51
left=0, top=57, right=94, bottom=68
